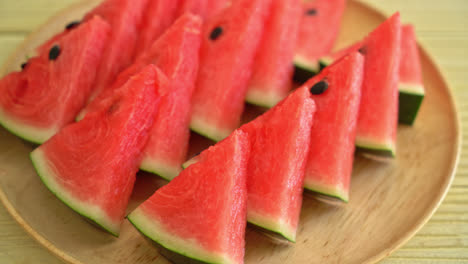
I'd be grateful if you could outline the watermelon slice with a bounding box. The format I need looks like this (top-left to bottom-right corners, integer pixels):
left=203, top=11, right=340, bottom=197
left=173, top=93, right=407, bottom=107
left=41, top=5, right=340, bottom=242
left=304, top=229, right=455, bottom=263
left=190, top=0, right=272, bottom=141
left=356, top=13, right=401, bottom=158
left=0, top=16, right=110, bottom=144
left=135, top=0, right=179, bottom=56
left=293, top=0, right=346, bottom=76
left=176, top=0, right=230, bottom=19
left=303, top=51, right=364, bottom=203
left=30, top=65, right=164, bottom=236
left=81, top=14, right=202, bottom=180
left=399, top=24, right=424, bottom=125
left=84, top=0, right=149, bottom=100
left=245, top=0, right=302, bottom=108
left=128, top=130, right=249, bottom=264
left=241, top=87, right=315, bottom=242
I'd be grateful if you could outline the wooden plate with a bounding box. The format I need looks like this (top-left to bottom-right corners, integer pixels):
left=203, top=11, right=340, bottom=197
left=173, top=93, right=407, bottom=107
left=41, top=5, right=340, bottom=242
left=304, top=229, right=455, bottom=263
left=0, top=1, right=460, bottom=263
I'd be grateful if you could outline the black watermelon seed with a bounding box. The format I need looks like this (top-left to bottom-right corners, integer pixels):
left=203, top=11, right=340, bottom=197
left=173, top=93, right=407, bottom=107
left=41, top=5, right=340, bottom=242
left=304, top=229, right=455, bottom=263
left=65, top=21, right=81, bottom=30
left=358, top=46, right=367, bottom=55
left=306, top=9, right=318, bottom=16
left=49, top=45, right=61, bottom=61
left=21, top=62, right=28, bottom=70
left=210, top=26, right=223, bottom=40
left=310, top=80, right=329, bottom=95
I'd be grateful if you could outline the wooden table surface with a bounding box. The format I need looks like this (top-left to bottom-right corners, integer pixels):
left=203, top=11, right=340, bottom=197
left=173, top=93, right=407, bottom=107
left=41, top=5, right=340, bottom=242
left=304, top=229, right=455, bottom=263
left=0, top=0, right=467, bottom=263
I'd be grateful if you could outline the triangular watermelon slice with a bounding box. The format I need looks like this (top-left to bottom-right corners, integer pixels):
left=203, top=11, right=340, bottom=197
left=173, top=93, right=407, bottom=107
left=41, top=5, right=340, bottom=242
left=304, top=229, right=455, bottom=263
left=294, top=0, right=346, bottom=75
left=190, top=0, right=272, bottom=141
left=30, top=65, right=164, bottom=236
left=398, top=24, right=424, bottom=125
left=0, top=16, right=110, bottom=144
left=356, top=13, right=401, bottom=158
left=240, top=86, right=315, bottom=242
left=80, top=14, right=202, bottom=180
left=245, top=0, right=302, bottom=108
left=128, top=130, right=249, bottom=264
left=135, top=0, right=179, bottom=56
left=304, top=51, right=364, bottom=203
left=84, top=0, right=149, bottom=100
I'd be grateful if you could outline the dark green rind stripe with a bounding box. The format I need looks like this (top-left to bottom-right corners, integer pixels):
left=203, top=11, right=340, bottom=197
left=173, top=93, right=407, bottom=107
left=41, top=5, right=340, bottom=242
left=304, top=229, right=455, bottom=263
left=247, top=220, right=296, bottom=243
left=355, top=145, right=395, bottom=158
left=398, top=90, right=424, bottom=125
left=293, top=61, right=330, bottom=84
left=303, top=187, right=348, bottom=203
left=128, top=217, right=219, bottom=264
left=30, top=152, right=119, bottom=237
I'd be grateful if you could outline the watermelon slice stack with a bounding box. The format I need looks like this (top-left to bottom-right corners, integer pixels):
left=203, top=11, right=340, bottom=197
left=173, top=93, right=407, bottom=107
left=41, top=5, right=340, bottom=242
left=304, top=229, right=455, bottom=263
left=0, top=0, right=428, bottom=262
left=80, top=14, right=203, bottom=180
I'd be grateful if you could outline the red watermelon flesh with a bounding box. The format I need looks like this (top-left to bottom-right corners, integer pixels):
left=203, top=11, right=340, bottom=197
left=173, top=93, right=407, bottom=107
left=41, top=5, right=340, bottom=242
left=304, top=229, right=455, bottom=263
left=190, top=0, right=272, bottom=141
left=84, top=0, right=149, bottom=100
left=240, top=86, right=315, bottom=242
left=399, top=25, right=423, bottom=86
left=128, top=130, right=249, bottom=264
left=304, top=51, right=364, bottom=203
left=245, top=0, right=302, bottom=108
left=356, top=13, right=401, bottom=157
left=30, top=65, right=164, bottom=236
left=176, top=0, right=209, bottom=18
left=80, top=14, right=202, bottom=180
left=0, top=16, right=110, bottom=144
left=294, top=0, right=346, bottom=72
left=135, top=0, right=179, bottom=56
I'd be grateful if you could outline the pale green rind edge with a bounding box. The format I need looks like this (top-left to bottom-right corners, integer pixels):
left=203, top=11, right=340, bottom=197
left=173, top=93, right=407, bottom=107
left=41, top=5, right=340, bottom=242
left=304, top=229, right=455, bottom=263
left=399, top=83, right=425, bottom=95
left=355, top=137, right=396, bottom=158
left=0, top=107, right=57, bottom=144
left=293, top=55, right=320, bottom=73
left=247, top=212, right=296, bottom=243
left=245, top=87, right=285, bottom=109
left=303, top=180, right=349, bottom=203
left=182, top=156, right=199, bottom=170
left=190, top=116, right=231, bottom=142
left=140, top=157, right=182, bottom=181
left=30, top=148, right=120, bottom=237
left=128, top=209, right=237, bottom=264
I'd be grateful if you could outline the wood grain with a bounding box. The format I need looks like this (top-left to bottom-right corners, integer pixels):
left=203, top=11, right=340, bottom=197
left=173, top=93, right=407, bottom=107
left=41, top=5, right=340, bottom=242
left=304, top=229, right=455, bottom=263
left=0, top=0, right=466, bottom=263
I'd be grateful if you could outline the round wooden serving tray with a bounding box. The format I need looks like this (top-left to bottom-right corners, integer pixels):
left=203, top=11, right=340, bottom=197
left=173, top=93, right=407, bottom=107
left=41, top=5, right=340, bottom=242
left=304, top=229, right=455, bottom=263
left=0, top=0, right=460, bottom=263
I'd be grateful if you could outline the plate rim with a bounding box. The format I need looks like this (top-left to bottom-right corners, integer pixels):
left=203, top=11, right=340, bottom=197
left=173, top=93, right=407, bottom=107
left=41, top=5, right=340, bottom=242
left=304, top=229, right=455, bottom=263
left=0, top=1, right=461, bottom=263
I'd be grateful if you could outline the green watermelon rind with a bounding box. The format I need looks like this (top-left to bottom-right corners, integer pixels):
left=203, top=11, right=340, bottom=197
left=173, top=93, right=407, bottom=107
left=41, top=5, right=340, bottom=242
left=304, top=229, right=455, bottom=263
left=190, top=117, right=231, bottom=142
left=247, top=212, right=296, bottom=243
left=398, top=83, right=425, bottom=125
left=30, top=148, right=120, bottom=237
left=0, top=108, right=58, bottom=144
left=245, top=87, right=285, bottom=109
left=293, top=55, right=320, bottom=73
left=182, top=156, right=199, bottom=170
left=140, top=157, right=182, bottom=181
left=355, top=138, right=396, bottom=158
left=303, top=181, right=349, bottom=203
left=128, top=208, right=237, bottom=264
